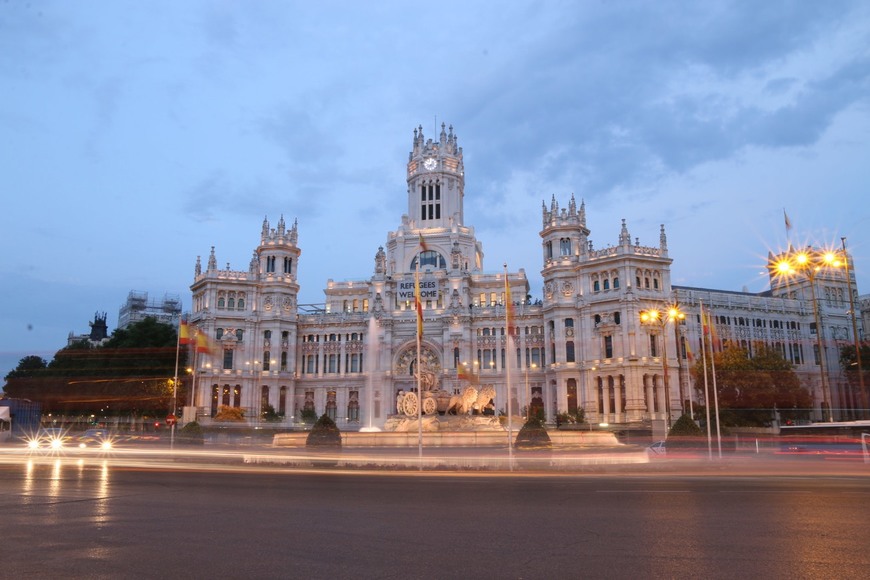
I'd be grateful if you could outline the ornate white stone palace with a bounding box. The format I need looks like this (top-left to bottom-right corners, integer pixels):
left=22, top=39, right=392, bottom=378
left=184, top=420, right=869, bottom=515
left=187, top=124, right=865, bottom=430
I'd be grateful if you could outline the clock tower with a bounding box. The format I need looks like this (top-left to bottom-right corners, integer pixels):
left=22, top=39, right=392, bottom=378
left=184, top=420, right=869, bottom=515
left=406, top=123, right=465, bottom=228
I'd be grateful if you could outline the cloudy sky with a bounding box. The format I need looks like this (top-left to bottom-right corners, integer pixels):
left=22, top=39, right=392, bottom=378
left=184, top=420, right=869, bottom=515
left=2, top=0, right=869, bottom=380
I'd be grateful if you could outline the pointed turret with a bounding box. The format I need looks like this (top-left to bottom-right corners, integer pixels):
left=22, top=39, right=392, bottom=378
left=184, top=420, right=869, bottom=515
left=659, top=224, right=668, bottom=252
left=208, top=246, right=217, bottom=271
left=619, top=219, right=631, bottom=246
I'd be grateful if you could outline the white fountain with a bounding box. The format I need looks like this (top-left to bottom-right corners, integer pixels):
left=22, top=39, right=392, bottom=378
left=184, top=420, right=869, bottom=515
left=359, top=315, right=382, bottom=432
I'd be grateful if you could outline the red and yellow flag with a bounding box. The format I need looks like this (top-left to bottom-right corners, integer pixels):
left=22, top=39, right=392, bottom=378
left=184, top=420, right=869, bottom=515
left=414, top=271, right=423, bottom=337
left=505, top=278, right=517, bottom=339
left=195, top=331, right=217, bottom=355
left=418, top=234, right=428, bottom=252
left=179, top=320, right=192, bottom=345
left=702, top=310, right=721, bottom=353
left=458, top=367, right=479, bottom=385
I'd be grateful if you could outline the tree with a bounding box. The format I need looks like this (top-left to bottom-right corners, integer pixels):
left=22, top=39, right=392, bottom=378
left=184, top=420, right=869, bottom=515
left=690, top=343, right=810, bottom=427
left=839, top=343, right=870, bottom=417
left=306, top=414, right=342, bottom=448
left=4, top=355, right=48, bottom=380
left=3, top=317, right=185, bottom=415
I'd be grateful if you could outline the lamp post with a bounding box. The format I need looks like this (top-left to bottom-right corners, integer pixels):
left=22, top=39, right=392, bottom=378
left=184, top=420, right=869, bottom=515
left=841, top=237, right=867, bottom=419
left=524, top=362, right=537, bottom=420
left=640, top=306, right=685, bottom=428
left=772, top=247, right=846, bottom=422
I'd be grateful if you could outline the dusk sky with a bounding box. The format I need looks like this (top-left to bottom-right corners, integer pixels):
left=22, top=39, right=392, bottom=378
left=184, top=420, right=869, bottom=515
left=2, top=1, right=869, bottom=381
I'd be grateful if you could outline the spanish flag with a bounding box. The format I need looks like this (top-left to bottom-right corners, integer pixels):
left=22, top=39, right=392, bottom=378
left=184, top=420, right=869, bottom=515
left=195, top=331, right=217, bottom=355
left=414, top=271, right=423, bottom=337
left=702, top=310, right=721, bottom=353
left=179, top=320, right=192, bottom=345
left=504, top=279, right=517, bottom=339
left=419, top=234, right=428, bottom=252
left=458, top=367, right=479, bottom=385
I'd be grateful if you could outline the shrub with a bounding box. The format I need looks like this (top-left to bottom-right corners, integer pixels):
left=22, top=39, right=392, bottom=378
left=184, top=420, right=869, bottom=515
left=306, top=414, right=342, bottom=449
left=214, top=405, right=245, bottom=422
left=668, top=414, right=703, bottom=437
left=667, top=414, right=705, bottom=451
left=262, top=403, right=282, bottom=422
left=515, top=416, right=552, bottom=449
left=177, top=421, right=204, bottom=446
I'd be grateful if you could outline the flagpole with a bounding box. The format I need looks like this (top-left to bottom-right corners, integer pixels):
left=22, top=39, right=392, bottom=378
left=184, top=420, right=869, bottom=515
left=504, top=263, right=514, bottom=470
left=414, top=257, right=423, bottom=469
left=699, top=300, right=713, bottom=460
left=706, top=305, right=723, bottom=458
left=191, top=336, right=199, bottom=424
left=171, top=317, right=182, bottom=449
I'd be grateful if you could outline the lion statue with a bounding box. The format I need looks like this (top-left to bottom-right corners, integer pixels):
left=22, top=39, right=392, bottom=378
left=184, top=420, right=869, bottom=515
left=446, top=386, right=478, bottom=415
left=472, top=385, right=496, bottom=414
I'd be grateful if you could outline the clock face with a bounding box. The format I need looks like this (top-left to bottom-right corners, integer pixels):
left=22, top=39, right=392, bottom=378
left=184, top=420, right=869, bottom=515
left=423, top=157, right=437, bottom=171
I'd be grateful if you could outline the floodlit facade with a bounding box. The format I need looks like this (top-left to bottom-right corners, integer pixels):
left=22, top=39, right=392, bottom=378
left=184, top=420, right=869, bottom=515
left=187, top=124, right=866, bottom=429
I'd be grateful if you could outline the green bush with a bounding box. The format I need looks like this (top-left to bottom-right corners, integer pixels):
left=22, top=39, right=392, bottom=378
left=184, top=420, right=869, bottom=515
left=306, top=414, right=342, bottom=449
left=668, top=414, right=703, bottom=437
left=515, top=416, right=552, bottom=449
left=262, top=403, right=282, bottom=422
left=177, top=421, right=204, bottom=446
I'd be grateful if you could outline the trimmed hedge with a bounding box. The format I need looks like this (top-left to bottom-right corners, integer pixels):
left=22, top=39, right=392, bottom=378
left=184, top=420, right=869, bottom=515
left=306, top=414, right=342, bottom=449
left=515, top=416, right=552, bottom=449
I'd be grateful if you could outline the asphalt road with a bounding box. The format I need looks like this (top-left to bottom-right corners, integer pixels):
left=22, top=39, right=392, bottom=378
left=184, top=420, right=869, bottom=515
left=1, top=456, right=869, bottom=579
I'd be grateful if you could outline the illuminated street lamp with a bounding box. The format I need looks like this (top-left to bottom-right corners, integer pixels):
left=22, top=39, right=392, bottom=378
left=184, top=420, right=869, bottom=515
left=640, top=305, right=685, bottom=427
left=524, top=362, right=538, bottom=420
left=771, top=246, right=846, bottom=422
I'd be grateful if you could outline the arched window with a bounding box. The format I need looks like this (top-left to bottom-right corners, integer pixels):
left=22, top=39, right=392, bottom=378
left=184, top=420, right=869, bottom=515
left=593, top=280, right=600, bottom=292
left=261, top=385, right=269, bottom=413
left=326, top=391, right=337, bottom=420
left=411, top=251, right=447, bottom=271
left=279, top=386, right=287, bottom=416
left=613, top=277, right=619, bottom=289
left=560, top=238, right=572, bottom=256
left=603, top=279, right=610, bottom=290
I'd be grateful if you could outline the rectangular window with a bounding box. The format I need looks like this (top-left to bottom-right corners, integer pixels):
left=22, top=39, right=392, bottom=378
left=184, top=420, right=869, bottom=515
left=223, top=349, right=234, bottom=370
left=650, top=335, right=658, bottom=357
left=604, top=335, right=613, bottom=359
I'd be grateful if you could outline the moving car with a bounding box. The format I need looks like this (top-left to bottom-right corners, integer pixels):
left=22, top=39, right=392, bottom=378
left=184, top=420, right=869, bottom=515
left=76, top=428, right=114, bottom=450
left=25, top=428, right=71, bottom=451
left=647, top=440, right=667, bottom=457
